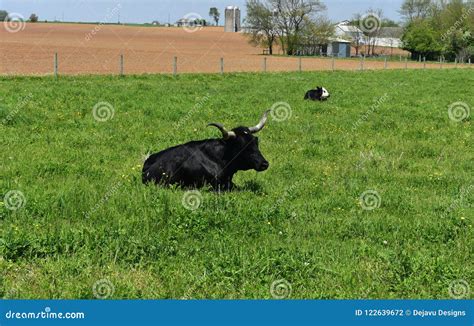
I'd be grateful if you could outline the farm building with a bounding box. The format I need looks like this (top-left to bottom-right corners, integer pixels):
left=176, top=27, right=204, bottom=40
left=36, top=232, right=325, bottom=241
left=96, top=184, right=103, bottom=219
left=335, top=21, right=364, bottom=42
left=175, top=18, right=192, bottom=27
left=327, top=39, right=352, bottom=57
left=296, top=39, right=351, bottom=57
left=334, top=21, right=403, bottom=56
left=376, top=27, right=404, bottom=48
left=225, top=6, right=241, bottom=32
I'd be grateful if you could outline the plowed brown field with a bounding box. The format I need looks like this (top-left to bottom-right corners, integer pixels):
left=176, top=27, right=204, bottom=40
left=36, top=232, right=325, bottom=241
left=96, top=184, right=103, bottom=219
left=0, top=23, right=469, bottom=75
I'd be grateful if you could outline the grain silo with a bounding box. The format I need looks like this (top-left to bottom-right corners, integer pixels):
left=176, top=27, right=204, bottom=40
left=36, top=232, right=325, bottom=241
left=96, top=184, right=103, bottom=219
left=224, top=6, right=241, bottom=32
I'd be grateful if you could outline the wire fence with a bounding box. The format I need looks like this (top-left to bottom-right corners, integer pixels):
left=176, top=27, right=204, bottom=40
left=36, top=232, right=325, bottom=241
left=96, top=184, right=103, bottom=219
left=2, top=52, right=473, bottom=77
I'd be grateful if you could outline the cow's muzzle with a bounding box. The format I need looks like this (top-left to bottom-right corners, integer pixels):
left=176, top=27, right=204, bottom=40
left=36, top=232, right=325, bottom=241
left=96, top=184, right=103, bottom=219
left=257, top=160, right=269, bottom=171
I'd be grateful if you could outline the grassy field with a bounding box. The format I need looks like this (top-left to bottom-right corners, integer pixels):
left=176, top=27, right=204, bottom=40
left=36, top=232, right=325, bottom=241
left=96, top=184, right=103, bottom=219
left=0, top=69, right=472, bottom=299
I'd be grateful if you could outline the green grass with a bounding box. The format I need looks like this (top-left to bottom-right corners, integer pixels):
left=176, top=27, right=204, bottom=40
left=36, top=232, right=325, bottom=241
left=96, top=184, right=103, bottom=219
left=0, top=69, right=472, bottom=299
left=277, top=53, right=462, bottom=64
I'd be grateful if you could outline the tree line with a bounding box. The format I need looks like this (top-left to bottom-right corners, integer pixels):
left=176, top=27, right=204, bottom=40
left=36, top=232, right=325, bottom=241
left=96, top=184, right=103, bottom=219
left=0, top=10, right=38, bottom=22
left=400, top=0, right=474, bottom=62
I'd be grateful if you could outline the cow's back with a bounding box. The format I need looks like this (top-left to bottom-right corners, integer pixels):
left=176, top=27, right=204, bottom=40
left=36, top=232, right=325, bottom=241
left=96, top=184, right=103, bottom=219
left=142, top=140, right=220, bottom=186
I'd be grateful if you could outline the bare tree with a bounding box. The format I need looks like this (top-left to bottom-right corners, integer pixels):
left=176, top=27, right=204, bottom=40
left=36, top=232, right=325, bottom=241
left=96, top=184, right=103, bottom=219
left=351, top=14, right=365, bottom=55
left=354, top=9, right=384, bottom=56
left=269, top=0, right=326, bottom=55
left=299, top=15, right=335, bottom=55
left=399, top=0, right=432, bottom=22
left=245, top=0, right=279, bottom=55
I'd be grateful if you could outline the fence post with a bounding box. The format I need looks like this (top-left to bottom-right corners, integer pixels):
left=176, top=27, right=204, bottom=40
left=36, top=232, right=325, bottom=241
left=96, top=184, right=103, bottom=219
left=263, top=57, right=267, bottom=72
left=120, top=54, right=124, bottom=76
left=331, top=56, right=335, bottom=71
left=384, top=57, right=387, bottom=70
left=173, top=56, right=177, bottom=76
left=220, top=57, right=224, bottom=74
left=298, top=57, right=302, bottom=72
left=423, top=57, right=426, bottom=70
left=455, top=58, right=458, bottom=68
left=469, top=58, right=472, bottom=65
left=405, top=58, right=408, bottom=70
left=54, top=53, right=58, bottom=78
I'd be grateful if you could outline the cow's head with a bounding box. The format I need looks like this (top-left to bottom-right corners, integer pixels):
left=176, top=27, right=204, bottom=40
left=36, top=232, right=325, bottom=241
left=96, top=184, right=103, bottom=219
left=208, top=110, right=270, bottom=172
left=316, top=86, right=330, bottom=100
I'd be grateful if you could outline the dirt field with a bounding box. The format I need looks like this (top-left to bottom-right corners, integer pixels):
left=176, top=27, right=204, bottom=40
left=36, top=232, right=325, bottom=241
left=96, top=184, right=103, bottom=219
left=0, top=23, right=469, bottom=75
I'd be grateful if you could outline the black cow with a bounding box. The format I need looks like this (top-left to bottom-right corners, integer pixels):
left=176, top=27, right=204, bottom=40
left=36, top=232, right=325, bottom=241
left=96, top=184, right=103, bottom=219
left=142, top=111, right=270, bottom=191
left=304, top=86, right=330, bottom=101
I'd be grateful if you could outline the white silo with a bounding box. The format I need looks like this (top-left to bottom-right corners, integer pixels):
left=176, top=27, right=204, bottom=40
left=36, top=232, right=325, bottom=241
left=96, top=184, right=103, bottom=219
left=225, top=6, right=241, bottom=32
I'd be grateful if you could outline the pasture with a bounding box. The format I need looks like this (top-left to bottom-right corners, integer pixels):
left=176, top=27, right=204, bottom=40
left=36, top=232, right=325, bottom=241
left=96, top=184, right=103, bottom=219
left=0, top=69, right=473, bottom=299
left=0, top=23, right=457, bottom=75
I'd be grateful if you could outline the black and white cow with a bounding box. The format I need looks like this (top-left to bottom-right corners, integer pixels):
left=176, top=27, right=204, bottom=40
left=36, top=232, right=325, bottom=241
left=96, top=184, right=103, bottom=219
left=304, top=86, right=330, bottom=101
left=142, top=111, right=270, bottom=191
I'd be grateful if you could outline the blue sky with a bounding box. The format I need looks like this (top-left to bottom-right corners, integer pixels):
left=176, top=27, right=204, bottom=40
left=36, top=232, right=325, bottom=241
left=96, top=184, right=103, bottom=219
left=0, top=0, right=404, bottom=24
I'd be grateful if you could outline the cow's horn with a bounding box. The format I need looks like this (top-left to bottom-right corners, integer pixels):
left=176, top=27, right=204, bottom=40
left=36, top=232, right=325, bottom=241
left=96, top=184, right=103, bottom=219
left=249, top=110, right=270, bottom=134
left=207, top=123, right=236, bottom=139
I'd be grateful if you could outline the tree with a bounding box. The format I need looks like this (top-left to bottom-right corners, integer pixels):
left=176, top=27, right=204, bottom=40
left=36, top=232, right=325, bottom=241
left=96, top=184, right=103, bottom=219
left=194, top=18, right=207, bottom=26
left=245, top=0, right=279, bottom=55
left=0, top=10, right=8, bottom=21
left=401, top=19, right=442, bottom=59
left=209, top=7, right=220, bottom=26
left=353, top=9, right=384, bottom=56
left=400, top=0, right=474, bottom=62
left=382, top=18, right=400, bottom=27
left=436, top=0, right=474, bottom=61
left=29, top=13, right=39, bottom=22
left=245, top=0, right=331, bottom=56
left=399, top=0, right=432, bottom=22
left=304, top=16, right=334, bottom=44
left=270, top=0, right=326, bottom=55
left=299, top=15, right=335, bottom=55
